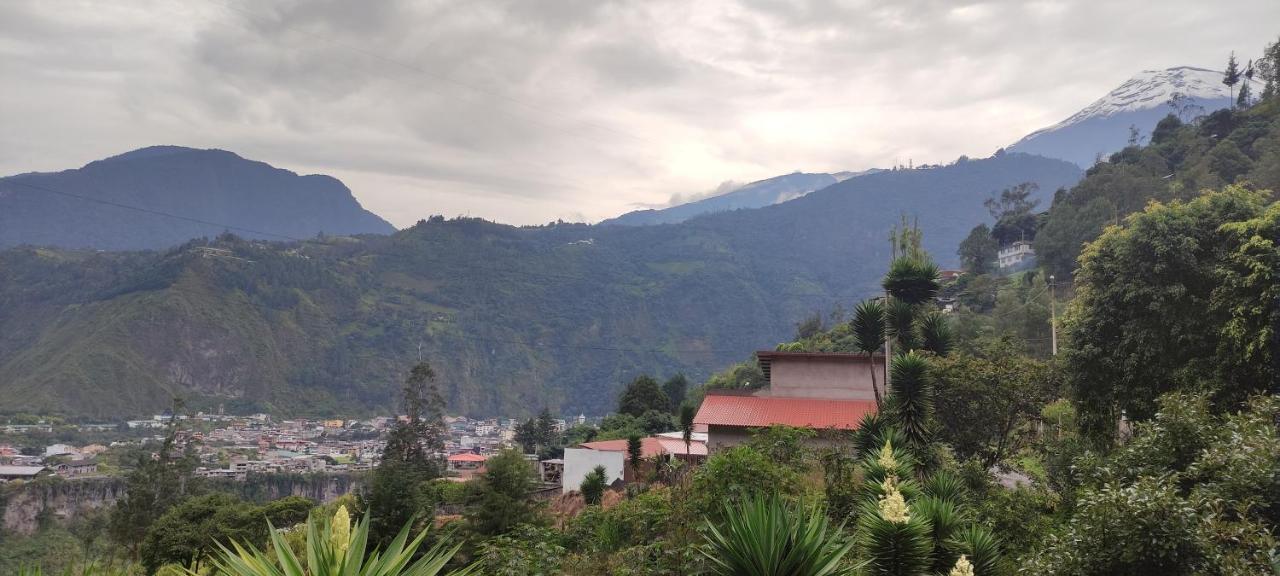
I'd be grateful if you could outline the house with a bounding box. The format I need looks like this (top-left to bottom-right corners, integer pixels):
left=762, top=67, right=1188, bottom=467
left=539, top=458, right=564, bottom=484
left=44, top=444, right=79, bottom=458
left=53, top=458, right=98, bottom=477
left=560, top=435, right=707, bottom=493
left=446, top=453, right=488, bottom=479
left=0, top=465, right=48, bottom=482
left=694, top=351, right=882, bottom=452
left=997, top=241, right=1036, bottom=271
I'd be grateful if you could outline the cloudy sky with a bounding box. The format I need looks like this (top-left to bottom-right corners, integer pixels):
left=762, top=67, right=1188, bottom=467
left=2, top=1, right=1277, bottom=227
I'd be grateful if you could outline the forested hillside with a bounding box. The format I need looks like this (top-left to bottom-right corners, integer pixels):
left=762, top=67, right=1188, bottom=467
left=0, top=153, right=1080, bottom=419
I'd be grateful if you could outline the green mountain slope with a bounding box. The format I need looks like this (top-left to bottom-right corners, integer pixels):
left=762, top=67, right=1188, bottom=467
left=0, top=153, right=1082, bottom=419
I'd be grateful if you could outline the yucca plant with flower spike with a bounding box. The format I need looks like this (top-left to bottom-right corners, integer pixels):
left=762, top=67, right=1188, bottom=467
left=196, top=505, right=474, bottom=576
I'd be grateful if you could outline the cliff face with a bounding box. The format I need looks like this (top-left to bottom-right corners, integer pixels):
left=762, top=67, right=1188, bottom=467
left=0, top=473, right=360, bottom=535
left=1, top=477, right=127, bottom=535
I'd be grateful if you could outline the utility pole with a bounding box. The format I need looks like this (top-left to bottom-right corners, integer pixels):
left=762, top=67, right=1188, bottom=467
left=1049, top=274, right=1058, bottom=356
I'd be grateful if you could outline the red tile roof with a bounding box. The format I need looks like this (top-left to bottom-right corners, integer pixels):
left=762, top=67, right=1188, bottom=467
left=446, top=453, right=488, bottom=462
left=694, top=394, right=876, bottom=430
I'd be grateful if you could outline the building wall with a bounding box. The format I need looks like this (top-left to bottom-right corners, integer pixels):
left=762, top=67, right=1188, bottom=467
left=769, top=356, right=878, bottom=401
left=561, top=448, right=624, bottom=494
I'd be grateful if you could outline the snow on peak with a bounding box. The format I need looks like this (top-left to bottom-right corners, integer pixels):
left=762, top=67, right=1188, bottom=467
left=1027, top=67, right=1229, bottom=138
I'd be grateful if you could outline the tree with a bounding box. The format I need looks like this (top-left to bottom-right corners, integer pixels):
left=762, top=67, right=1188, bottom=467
left=109, top=407, right=201, bottom=561
left=931, top=340, right=1056, bottom=466
left=1066, top=188, right=1271, bottom=445
left=1224, top=51, right=1241, bottom=106
left=580, top=465, right=608, bottom=505
left=679, top=403, right=697, bottom=457
left=515, top=408, right=559, bottom=456
left=1237, top=77, right=1252, bottom=108
left=465, top=449, right=544, bottom=536
left=883, top=258, right=940, bottom=306
left=617, top=375, right=670, bottom=416
left=957, top=224, right=998, bottom=275
left=140, top=493, right=310, bottom=574
left=887, top=352, right=933, bottom=451
left=852, top=300, right=887, bottom=408
left=984, top=182, right=1041, bottom=245
left=1258, top=36, right=1280, bottom=101
left=362, top=362, right=446, bottom=548
left=918, top=310, right=953, bottom=357
left=626, top=434, right=643, bottom=480
left=662, top=374, right=689, bottom=412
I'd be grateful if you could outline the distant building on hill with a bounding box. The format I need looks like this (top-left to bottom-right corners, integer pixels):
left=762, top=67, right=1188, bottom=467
left=694, top=351, right=882, bottom=452
left=997, top=240, right=1036, bottom=272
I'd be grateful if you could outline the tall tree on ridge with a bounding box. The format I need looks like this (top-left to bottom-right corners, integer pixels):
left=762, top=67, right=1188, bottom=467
left=1224, top=51, right=1242, bottom=108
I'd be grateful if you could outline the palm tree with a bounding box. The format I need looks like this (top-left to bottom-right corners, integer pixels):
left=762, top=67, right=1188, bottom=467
left=702, top=496, right=859, bottom=576
left=679, top=403, right=697, bottom=456
left=882, top=257, right=941, bottom=306
left=852, top=299, right=887, bottom=408
left=888, top=352, right=932, bottom=451
left=919, top=310, right=953, bottom=357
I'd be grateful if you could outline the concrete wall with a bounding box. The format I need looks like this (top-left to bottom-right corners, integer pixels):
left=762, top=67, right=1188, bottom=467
left=562, top=448, right=624, bottom=494
left=769, top=356, right=879, bottom=401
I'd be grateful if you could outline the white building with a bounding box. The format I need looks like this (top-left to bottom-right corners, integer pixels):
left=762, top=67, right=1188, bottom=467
left=997, top=241, right=1036, bottom=271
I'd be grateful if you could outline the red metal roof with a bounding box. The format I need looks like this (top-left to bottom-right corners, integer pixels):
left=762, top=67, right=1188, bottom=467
left=578, top=437, right=667, bottom=458
left=446, top=453, right=488, bottom=462
left=693, top=394, right=876, bottom=430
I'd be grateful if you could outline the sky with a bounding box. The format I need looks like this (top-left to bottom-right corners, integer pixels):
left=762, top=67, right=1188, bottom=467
left=2, top=1, right=1277, bottom=227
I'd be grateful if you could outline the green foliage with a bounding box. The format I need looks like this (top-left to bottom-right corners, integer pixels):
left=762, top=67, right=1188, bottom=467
left=109, top=419, right=202, bottom=560
left=1066, top=187, right=1273, bottom=444
left=362, top=362, right=445, bottom=549
left=618, top=376, right=671, bottom=417
left=661, top=374, right=689, bottom=413
left=856, top=510, right=932, bottom=576
left=885, top=300, right=919, bottom=352
left=702, top=497, right=857, bottom=576
left=140, top=492, right=312, bottom=573
left=958, top=224, right=999, bottom=275
left=463, top=449, right=544, bottom=537
left=690, top=446, right=801, bottom=518
left=476, top=524, right=566, bottom=576
left=883, top=258, right=941, bottom=306
left=567, top=487, right=676, bottom=555
left=580, top=465, right=608, bottom=506
left=1025, top=477, right=1208, bottom=575
left=514, top=408, right=560, bottom=456
left=984, top=182, right=1041, bottom=246
left=918, top=310, right=953, bottom=357
left=200, top=506, right=474, bottom=576
left=947, top=526, right=1000, bottom=576
left=887, top=352, right=933, bottom=451
left=931, top=341, right=1056, bottom=466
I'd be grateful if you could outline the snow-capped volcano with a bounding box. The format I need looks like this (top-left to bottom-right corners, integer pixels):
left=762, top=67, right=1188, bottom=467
left=1009, top=66, right=1232, bottom=167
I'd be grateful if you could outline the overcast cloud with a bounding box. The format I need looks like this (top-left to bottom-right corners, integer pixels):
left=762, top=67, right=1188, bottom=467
left=2, top=0, right=1277, bottom=226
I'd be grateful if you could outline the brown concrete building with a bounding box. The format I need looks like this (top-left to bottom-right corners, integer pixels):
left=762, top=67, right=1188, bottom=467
left=694, top=351, right=884, bottom=452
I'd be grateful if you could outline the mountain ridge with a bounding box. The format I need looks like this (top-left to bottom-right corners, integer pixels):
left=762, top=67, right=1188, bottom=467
left=0, top=146, right=396, bottom=251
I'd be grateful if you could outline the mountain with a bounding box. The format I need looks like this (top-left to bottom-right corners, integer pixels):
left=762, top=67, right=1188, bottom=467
left=602, top=171, right=881, bottom=226
left=0, top=152, right=1081, bottom=419
left=1009, top=67, right=1232, bottom=167
left=0, top=146, right=396, bottom=251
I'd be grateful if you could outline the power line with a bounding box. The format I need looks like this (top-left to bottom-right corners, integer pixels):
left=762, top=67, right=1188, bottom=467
left=4, top=179, right=306, bottom=242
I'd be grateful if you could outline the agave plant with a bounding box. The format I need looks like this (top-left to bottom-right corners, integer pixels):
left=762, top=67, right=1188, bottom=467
left=197, top=505, right=474, bottom=576
left=922, top=470, right=968, bottom=505
left=914, top=495, right=965, bottom=573
left=702, top=496, right=859, bottom=576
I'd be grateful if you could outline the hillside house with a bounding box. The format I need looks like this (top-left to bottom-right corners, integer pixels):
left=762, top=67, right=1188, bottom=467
left=694, top=351, right=882, bottom=452
left=0, top=465, right=48, bottom=482
left=446, top=452, right=488, bottom=480
left=997, top=241, right=1036, bottom=271
left=561, top=434, right=707, bottom=493
left=53, top=458, right=97, bottom=477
